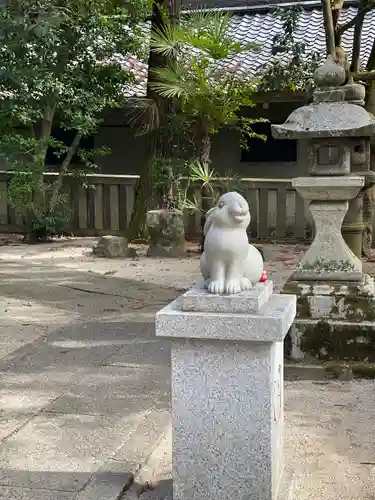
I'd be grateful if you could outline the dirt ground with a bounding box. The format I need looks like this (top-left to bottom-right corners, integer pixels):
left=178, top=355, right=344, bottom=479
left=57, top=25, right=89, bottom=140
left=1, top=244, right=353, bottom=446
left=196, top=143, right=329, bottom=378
left=0, top=235, right=306, bottom=292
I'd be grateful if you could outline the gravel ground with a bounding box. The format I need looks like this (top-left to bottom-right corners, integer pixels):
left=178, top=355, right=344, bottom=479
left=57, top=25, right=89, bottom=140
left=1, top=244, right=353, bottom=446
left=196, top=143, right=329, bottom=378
left=285, top=379, right=375, bottom=500
left=127, top=380, right=375, bottom=500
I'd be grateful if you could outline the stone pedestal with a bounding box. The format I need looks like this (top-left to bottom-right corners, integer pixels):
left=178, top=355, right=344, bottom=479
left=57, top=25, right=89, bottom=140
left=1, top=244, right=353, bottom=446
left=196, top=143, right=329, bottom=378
left=291, top=176, right=364, bottom=281
left=146, top=209, right=185, bottom=257
left=342, top=192, right=364, bottom=258
left=156, top=282, right=296, bottom=500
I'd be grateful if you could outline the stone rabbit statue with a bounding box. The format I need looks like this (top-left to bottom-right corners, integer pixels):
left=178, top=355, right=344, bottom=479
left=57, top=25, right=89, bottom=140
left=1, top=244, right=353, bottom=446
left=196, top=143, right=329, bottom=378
left=200, top=191, right=264, bottom=294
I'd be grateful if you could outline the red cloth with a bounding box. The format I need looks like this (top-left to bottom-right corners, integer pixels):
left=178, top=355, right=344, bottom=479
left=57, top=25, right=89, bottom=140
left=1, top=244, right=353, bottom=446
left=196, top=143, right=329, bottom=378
left=259, top=269, right=268, bottom=283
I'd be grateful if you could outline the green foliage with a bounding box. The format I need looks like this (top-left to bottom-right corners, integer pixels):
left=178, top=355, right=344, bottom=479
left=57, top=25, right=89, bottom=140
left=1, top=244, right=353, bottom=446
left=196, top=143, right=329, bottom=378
left=30, top=201, right=72, bottom=240
left=151, top=155, right=189, bottom=209
left=258, top=6, right=323, bottom=92
left=176, top=159, right=245, bottom=215
left=149, top=11, right=263, bottom=157
left=0, top=0, right=150, bottom=239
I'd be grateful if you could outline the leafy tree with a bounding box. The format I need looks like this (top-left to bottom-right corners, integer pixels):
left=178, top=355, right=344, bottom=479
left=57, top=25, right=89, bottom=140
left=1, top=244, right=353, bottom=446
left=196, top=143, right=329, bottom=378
left=0, top=0, right=150, bottom=241
left=258, top=6, right=323, bottom=92
left=149, top=11, right=263, bottom=164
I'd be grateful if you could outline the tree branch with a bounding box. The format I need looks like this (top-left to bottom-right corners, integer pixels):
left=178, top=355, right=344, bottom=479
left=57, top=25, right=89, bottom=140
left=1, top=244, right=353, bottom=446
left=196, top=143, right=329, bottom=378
left=338, top=2, right=375, bottom=34
left=366, top=39, right=375, bottom=71
left=322, top=0, right=336, bottom=57
left=352, top=70, right=375, bottom=80
left=350, top=0, right=367, bottom=72
left=49, top=132, right=82, bottom=213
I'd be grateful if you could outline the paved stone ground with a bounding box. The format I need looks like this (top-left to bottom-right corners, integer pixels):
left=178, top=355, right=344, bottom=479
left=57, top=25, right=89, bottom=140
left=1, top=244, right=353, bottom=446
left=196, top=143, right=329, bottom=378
left=1, top=237, right=375, bottom=500
left=0, top=259, right=178, bottom=500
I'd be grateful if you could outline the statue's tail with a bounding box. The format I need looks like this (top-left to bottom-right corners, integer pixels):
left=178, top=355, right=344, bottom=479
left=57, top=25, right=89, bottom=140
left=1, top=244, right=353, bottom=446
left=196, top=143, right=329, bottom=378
left=244, top=245, right=264, bottom=284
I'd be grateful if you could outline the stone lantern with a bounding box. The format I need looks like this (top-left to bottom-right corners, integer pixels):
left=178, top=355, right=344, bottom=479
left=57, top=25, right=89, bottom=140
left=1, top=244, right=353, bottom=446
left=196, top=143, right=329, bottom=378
left=272, top=56, right=375, bottom=362
left=341, top=82, right=375, bottom=257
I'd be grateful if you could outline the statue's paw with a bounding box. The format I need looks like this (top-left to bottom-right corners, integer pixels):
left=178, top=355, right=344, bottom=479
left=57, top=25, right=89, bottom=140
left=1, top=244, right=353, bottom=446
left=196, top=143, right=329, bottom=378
left=207, top=280, right=225, bottom=294
left=240, top=277, right=252, bottom=291
left=225, top=279, right=242, bottom=295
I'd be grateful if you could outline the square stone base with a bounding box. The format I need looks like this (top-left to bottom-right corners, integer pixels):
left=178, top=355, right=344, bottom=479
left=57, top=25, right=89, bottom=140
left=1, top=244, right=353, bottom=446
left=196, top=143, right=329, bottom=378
left=282, top=275, right=375, bottom=361
left=288, top=318, right=375, bottom=361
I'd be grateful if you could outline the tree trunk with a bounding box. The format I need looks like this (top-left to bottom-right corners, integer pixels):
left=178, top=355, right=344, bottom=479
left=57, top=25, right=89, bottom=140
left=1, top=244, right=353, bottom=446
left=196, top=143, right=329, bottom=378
left=322, top=0, right=336, bottom=58
left=33, top=102, right=56, bottom=216
left=194, top=120, right=212, bottom=252
left=24, top=101, right=56, bottom=242
left=127, top=0, right=181, bottom=241
left=194, top=117, right=211, bottom=164
left=49, top=132, right=82, bottom=213
left=127, top=130, right=158, bottom=241
left=363, top=80, right=375, bottom=257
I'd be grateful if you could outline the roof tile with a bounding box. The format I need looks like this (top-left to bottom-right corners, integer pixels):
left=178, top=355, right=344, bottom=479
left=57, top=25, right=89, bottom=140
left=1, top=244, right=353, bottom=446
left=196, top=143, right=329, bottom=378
left=126, top=6, right=375, bottom=97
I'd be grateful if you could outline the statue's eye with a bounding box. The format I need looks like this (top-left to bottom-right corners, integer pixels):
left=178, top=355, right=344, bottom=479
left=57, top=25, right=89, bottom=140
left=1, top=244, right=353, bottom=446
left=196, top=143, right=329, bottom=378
left=218, top=201, right=224, bottom=208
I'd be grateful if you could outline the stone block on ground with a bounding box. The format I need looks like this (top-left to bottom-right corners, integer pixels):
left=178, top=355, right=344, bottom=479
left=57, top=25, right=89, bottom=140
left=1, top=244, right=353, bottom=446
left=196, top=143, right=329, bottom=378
left=93, top=236, right=136, bottom=258
left=146, top=210, right=185, bottom=258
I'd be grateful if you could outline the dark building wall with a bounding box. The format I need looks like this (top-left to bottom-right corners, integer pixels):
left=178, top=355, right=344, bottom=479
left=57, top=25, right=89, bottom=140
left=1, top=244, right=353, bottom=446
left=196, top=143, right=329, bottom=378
left=94, top=126, right=149, bottom=175
left=93, top=108, right=149, bottom=175
left=0, top=103, right=306, bottom=179
left=95, top=101, right=307, bottom=179
left=211, top=101, right=303, bottom=178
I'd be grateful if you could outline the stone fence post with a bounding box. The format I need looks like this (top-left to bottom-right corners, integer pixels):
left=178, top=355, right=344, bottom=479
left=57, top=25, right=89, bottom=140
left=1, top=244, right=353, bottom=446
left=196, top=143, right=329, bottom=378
left=156, top=281, right=296, bottom=500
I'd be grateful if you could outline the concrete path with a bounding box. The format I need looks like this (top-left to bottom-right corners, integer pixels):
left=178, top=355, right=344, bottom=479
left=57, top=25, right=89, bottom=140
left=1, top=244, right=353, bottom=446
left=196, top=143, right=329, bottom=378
left=0, top=261, right=178, bottom=500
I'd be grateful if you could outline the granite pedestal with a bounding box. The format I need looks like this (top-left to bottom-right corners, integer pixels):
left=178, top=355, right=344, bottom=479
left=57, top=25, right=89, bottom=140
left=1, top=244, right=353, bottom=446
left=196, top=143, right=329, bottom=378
left=156, top=282, right=296, bottom=500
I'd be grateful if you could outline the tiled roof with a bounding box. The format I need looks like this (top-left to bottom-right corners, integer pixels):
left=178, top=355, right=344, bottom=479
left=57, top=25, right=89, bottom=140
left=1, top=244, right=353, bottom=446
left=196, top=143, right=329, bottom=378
left=126, top=5, right=375, bottom=97
left=114, top=53, right=149, bottom=97
left=182, top=0, right=309, bottom=9
left=226, top=6, right=375, bottom=77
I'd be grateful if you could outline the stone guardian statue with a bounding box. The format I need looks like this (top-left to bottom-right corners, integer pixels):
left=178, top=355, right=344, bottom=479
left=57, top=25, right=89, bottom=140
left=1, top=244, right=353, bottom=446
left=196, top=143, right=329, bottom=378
left=200, top=191, right=264, bottom=294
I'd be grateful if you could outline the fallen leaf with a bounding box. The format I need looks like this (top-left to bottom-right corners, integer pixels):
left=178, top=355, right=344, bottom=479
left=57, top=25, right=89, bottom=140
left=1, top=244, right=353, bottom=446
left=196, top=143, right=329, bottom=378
left=131, top=300, right=145, bottom=309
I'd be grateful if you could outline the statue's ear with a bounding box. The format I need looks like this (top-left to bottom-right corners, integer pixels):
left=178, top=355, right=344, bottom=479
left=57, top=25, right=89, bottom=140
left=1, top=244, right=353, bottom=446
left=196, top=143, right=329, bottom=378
left=203, top=207, right=216, bottom=236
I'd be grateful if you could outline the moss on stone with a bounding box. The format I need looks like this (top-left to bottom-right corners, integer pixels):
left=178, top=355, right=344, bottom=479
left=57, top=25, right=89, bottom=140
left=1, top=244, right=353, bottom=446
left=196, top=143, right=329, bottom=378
left=342, top=296, right=375, bottom=322
left=296, top=296, right=311, bottom=318
left=300, top=321, right=375, bottom=361
left=301, top=320, right=333, bottom=358
left=325, top=361, right=375, bottom=379
left=283, top=278, right=375, bottom=322
left=351, top=362, right=375, bottom=378
left=296, top=258, right=355, bottom=275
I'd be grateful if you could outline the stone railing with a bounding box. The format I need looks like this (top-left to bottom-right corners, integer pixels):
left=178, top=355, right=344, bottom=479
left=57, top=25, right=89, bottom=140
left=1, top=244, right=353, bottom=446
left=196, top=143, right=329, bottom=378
left=0, top=172, right=312, bottom=241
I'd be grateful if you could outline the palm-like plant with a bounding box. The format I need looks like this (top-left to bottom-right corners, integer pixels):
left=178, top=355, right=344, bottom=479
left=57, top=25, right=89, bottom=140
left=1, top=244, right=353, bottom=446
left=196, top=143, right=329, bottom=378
left=149, top=11, right=261, bottom=163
